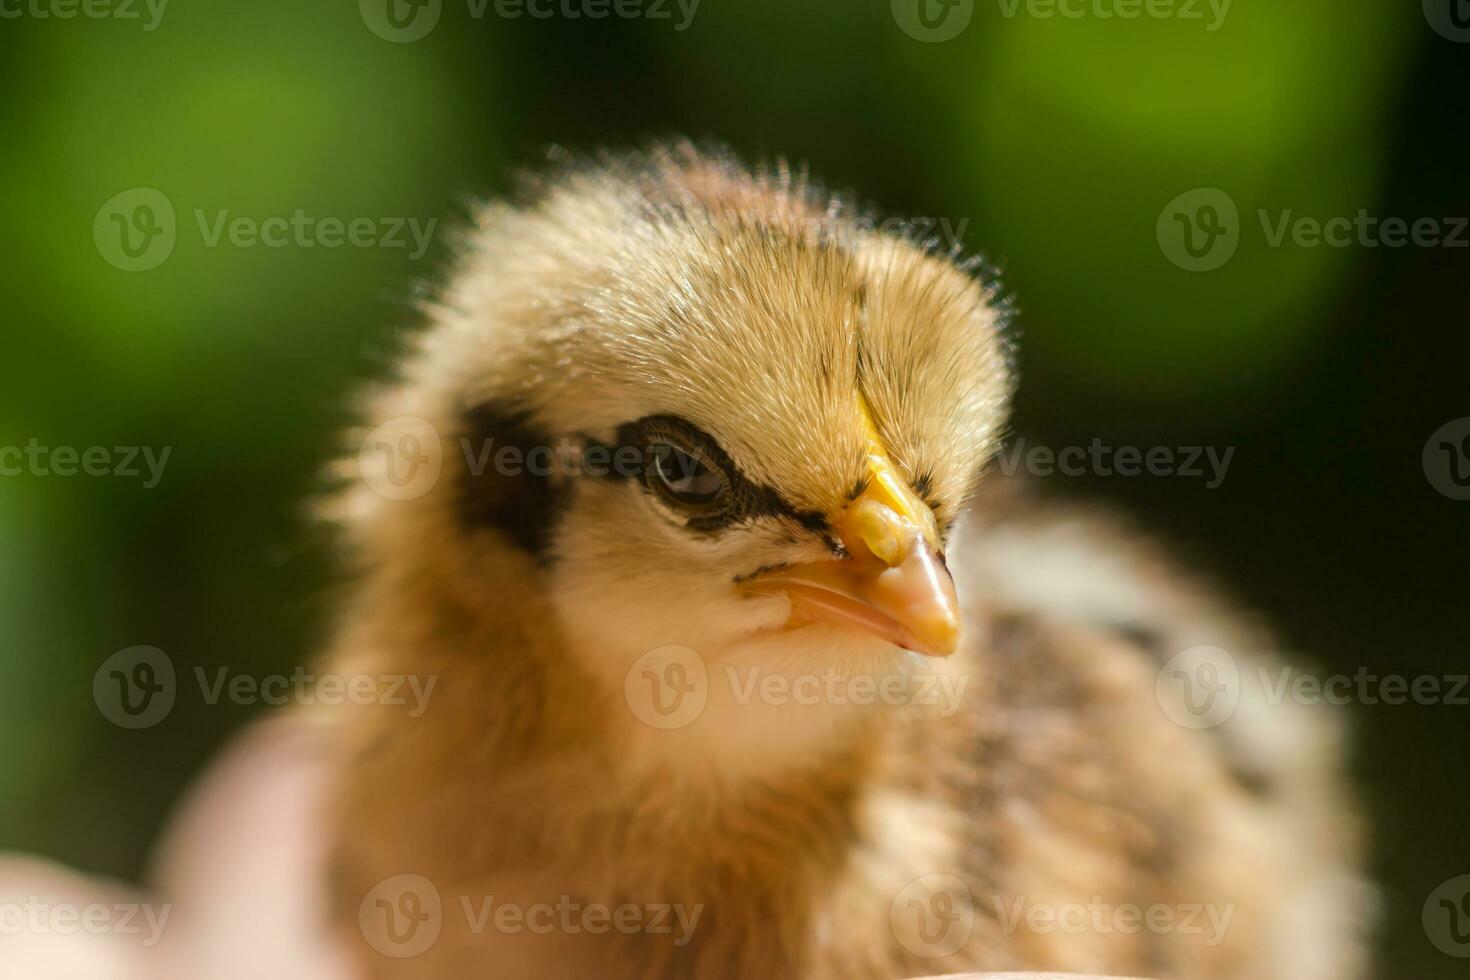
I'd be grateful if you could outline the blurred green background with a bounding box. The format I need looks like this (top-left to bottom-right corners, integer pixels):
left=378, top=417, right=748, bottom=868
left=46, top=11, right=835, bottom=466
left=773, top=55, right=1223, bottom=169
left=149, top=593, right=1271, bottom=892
left=1, top=0, right=1466, bottom=975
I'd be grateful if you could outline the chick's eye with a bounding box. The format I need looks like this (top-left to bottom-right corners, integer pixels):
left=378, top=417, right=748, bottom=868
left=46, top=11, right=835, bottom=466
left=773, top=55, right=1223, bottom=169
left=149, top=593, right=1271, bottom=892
left=648, top=444, right=726, bottom=508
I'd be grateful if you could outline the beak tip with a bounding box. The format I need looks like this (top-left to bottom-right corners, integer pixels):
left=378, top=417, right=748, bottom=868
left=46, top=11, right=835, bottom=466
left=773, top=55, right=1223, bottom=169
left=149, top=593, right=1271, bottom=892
left=747, top=461, right=963, bottom=656
left=908, top=620, right=961, bottom=658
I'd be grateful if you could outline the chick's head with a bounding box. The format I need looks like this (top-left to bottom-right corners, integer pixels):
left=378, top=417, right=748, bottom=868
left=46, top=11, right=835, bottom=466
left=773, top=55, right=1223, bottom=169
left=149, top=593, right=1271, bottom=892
left=345, top=148, right=1014, bottom=716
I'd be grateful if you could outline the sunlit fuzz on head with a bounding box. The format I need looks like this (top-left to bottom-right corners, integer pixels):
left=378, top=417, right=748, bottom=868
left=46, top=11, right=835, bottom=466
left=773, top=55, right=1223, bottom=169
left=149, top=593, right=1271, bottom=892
left=341, top=146, right=1014, bottom=756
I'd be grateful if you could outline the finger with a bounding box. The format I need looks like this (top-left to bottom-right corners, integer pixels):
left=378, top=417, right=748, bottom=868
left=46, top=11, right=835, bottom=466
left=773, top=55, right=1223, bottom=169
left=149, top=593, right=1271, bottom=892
left=0, top=855, right=155, bottom=980
left=149, top=715, right=356, bottom=980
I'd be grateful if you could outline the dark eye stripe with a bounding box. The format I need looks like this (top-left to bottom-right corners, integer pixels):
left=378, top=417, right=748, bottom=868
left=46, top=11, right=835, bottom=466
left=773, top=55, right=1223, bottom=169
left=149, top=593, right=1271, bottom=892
left=605, top=415, right=830, bottom=535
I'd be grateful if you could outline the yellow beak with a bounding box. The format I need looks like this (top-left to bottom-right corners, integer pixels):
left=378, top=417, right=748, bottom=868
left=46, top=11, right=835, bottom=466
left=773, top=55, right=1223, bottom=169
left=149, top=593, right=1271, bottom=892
left=743, top=402, right=961, bottom=657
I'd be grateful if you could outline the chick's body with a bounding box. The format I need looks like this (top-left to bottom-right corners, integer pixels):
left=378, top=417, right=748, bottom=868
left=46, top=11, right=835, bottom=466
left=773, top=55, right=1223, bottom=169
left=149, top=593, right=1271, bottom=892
left=325, top=148, right=1369, bottom=979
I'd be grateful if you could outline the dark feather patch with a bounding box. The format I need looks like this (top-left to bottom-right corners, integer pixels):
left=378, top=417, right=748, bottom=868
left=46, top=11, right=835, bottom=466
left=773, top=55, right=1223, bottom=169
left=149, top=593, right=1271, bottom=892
left=459, top=402, right=565, bottom=562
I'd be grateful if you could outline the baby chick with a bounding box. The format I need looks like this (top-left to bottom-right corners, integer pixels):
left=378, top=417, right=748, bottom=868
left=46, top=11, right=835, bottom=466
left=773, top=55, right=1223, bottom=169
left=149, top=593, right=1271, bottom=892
left=322, top=144, right=1370, bottom=979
